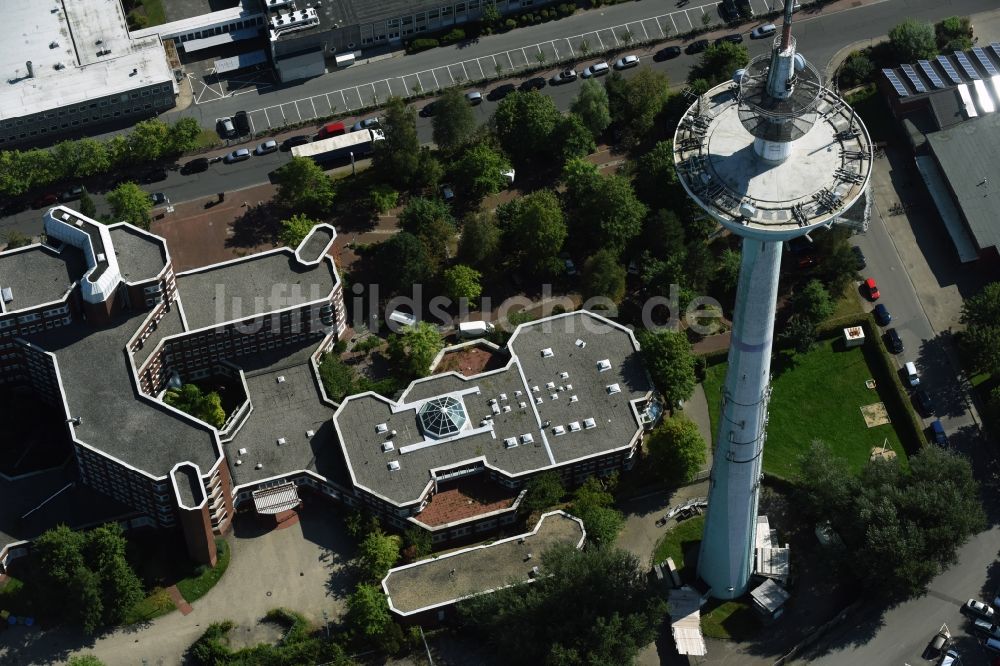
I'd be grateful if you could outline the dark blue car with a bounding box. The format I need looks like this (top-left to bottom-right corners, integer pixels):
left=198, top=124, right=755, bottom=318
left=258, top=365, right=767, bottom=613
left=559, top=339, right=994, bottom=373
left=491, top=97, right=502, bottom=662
left=874, top=303, right=891, bottom=326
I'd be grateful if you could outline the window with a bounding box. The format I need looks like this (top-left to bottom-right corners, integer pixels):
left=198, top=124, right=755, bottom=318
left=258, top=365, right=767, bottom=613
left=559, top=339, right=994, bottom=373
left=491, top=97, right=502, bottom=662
left=442, top=6, right=452, bottom=16
left=428, top=8, right=439, bottom=18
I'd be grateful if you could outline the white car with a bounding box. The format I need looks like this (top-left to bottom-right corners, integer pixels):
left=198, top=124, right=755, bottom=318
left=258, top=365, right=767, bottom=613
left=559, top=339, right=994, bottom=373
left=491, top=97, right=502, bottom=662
left=254, top=140, right=278, bottom=155
left=966, top=598, right=996, bottom=620
left=751, top=24, right=777, bottom=40
left=582, top=62, right=610, bottom=78
left=614, top=55, right=640, bottom=70
left=224, top=148, right=252, bottom=163
left=465, top=91, right=483, bottom=105
left=351, top=117, right=380, bottom=132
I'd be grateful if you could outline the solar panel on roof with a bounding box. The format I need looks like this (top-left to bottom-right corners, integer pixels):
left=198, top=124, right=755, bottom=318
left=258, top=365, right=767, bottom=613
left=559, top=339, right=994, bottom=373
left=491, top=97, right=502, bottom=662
left=900, top=64, right=927, bottom=93
left=936, top=55, right=962, bottom=85
left=973, top=79, right=995, bottom=113
left=972, top=47, right=999, bottom=77
left=990, top=43, right=1000, bottom=63
left=918, top=60, right=945, bottom=88
left=957, top=83, right=978, bottom=118
left=882, top=69, right=909, bottom=97
left=954, top=51, right=981, bottom=80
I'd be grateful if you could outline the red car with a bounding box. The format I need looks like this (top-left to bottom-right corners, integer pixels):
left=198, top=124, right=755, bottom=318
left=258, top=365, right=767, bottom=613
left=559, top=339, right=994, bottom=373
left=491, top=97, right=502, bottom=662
left=864, top=277, right=880, bottom=300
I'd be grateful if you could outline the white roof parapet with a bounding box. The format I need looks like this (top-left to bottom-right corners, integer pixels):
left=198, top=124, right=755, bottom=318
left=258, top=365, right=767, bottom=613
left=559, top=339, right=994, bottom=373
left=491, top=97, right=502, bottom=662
left=44, top=207, right=122, bottom=305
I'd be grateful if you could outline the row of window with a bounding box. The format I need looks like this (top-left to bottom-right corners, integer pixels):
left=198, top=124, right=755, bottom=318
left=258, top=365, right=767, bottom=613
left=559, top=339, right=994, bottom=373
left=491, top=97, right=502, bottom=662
left=175, top=15, right=265, bottom=43
left=0, top=100, right=172, bottom=143
left=359, top=0, right=543, bottom=44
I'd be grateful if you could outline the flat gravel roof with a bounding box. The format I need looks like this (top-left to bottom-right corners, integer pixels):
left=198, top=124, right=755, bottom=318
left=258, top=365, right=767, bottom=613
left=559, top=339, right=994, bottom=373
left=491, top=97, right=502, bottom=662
left=0, top=244, right=85, bottom=313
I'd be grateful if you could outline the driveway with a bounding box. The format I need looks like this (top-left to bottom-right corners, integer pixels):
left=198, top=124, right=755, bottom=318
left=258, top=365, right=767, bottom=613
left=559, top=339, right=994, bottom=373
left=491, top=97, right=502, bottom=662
left=0, top=503, right=355, bottom=666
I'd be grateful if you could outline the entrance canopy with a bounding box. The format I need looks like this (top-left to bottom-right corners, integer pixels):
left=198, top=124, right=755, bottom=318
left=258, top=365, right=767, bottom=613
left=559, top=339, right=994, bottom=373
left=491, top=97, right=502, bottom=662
left=252, top=483, right=301, bottom=515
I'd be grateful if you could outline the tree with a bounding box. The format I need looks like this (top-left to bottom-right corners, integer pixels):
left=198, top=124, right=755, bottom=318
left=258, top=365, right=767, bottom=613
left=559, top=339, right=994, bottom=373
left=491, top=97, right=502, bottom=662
left=632, top=140, right=680, bottom=211
left=889, top=19, right=938, bottom=63
left=107, top=182, right=153, bottom=230
left=646, top=415, right=707, bottom=485
left=78, top=187, right=97, bottom=219
left=458, top=211, right=501, bottom=270
left=374, top=97, right=422, bottom=190
left=357, top=528, right=401, bottom=581
left=521, top=472, right=565, bottom=514
left=570, top=80, right=612, bottom=139
left=459, top=543, right=666, bottom=664
left=387, top=321, right=444, bottom=378
left=432, top=87, right=477, bottom=152
left=688, top=42, right=749, bottom=87
left=482, top=1, right=501, bottom=29
left=442, top=264, right=483, bottom=305
left=164, top=383, right=226, bottom=428
left=402, top=527, right=433, bottom=561
left=638, top=329, right=696, bottom=407
left=935, top=16, right=973, bottom=51
left=399, top=197, right=456, bottom=272
left=68, top=657, right=106, bottom=666
left=499, top=189, right=567, bottom=277
left=2, top=229, right=32, bottom=250
left=553, top=114, right=596, bottom=164
left=781, top=314, right=818, bottom=353
left=581, top=250, right=626, bottom=305
left=796, top=441, right=984, bottom=599
left=318, top=353, right=359, bottom=402
left=562, top=158, right=646, bottom=257
left=127, top=119, right=171, bottom=163
left=492, top=91, right=563, bottom=166
left=54, top=139, right=110, bottom=179
left=370, top=184, right=399, bottom=215
left=960, top=282, right=1000, bottom=376
left=714, top=247, right=742, bottom=295
left=793, top=279, right=835, bottom=325
left=452, top=143, right=512, bottom=201
left=83, top=523, right=144, bottom=626
left=273, top=157, right=335, bottom=216
left=571, top=477, right=624, bottom=547
left=279, top=213, right=318, bottom=247
left=637, top=209, right=687, bottom=294
left=346, top=584, right=392, bottom=639
left=840, top=51, right=874, bottom=88
left=167, top=118, right=203, bottom=155
left=372, top=232, right=435, bottom=295
left=604, top=69, right=670, bottom=146
left=812, top=225, right=859, bottom=295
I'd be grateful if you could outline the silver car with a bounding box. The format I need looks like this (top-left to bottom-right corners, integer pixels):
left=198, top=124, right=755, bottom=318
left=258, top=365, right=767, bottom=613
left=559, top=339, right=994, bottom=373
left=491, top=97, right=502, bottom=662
left=224, top=148, right=252, bottom=163
left=254, top=140, right=278, bottom=155
left=614, top=55, right=640, bottom=69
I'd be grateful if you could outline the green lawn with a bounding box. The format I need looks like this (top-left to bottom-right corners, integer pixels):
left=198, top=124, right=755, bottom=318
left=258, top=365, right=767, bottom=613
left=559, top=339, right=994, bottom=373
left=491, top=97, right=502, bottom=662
left=124, top=586, right=175, bottom=625
left=700, top=599, right=759, bottom=640
left=652, top=515, right=705, bottom=583
left=140, top=0, right=166, bottom=25
left=703, top=337, right=908, bottom=479
left=176, top=539, right=230, bottom=603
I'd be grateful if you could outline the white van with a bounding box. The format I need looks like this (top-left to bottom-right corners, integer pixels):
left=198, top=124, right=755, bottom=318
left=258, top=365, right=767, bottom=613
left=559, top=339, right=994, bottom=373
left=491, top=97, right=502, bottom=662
left=388, top=310, right=416, bottom=327
left=904, top=361, right=920, bottom=387
left=459, top=321, right=495, bottom=338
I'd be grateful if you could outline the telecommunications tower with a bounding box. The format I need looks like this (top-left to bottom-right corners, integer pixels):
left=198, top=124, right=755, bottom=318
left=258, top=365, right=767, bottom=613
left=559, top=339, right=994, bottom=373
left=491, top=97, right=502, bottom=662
left=672, top=0, right=872, bottom=598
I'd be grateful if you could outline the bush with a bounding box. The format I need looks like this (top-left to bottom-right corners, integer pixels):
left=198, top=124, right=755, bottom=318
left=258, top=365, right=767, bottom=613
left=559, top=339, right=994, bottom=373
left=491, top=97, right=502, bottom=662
left=441, top=28, right=467, bottom=45
left=557, top=3, right=576, bottom=17
left=504, top=18, right=517, bottom=29
left=840, top=51, right=874, bottom=88
left=407, top=38, right=439, bottom=54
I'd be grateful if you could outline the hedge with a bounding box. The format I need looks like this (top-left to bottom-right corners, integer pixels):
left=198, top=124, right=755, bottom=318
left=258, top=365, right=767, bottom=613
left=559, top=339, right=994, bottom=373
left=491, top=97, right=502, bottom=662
left=406, top=38, right=439, bottom=54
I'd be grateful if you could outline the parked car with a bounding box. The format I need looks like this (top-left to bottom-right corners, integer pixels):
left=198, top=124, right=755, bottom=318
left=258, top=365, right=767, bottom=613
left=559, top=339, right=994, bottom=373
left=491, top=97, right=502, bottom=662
left=885, top=328, right=903, bottom=353
left=873, top=303, right=891, bottom=326
left=685, top=40, right=710, bottom=55
left=852, top=245, right=867, bottom=270
left=488, top=84, right=517, bottom=101
left=351, top=117, right=381, bottom=132
left=931, top=419, right=948, bottom=446
left=181, top=157, right=209, bottom=174
left=654, top=46, right=682, bottom=61
left=149, top=192, right=169, bottom=206
left=233, top=110, right=250, bottom=136
left=613, top=55, right=640, bottom=70
left=582, top=62, right=610, bottom=78
left=904, top=361, right=920, bottom=387
left=715, top=33, right=744, bottom=45
left=58, top=186, right=84, bottom=202
left=280, top=135, right=310, bottom=151
left=254, top=140, right=278, bottom=155
left=965, top=599, right=996, bottom=621
left=913, top=389, right=934, bottom=416
left=864, top=277, right=880, bottom=300
left=32, top=193, right=59, bottom=208
left=217, top=117, right=237, bottom=139
left=564, top=258, right=577, bottom=276
left=751, top=23, right=778, bottom=39
left=465, top=91, right=483, bottom=105
left=440, top=184, right=455, bottom=201
left=418, top=101, right=438, bottom=117
left=139, top=168, right=167, bottom=184
left=520, top=77, right=547, bottom=92
left=551, top=69, right=578, bottom=84
left=224, top=148, right=252, bottom=163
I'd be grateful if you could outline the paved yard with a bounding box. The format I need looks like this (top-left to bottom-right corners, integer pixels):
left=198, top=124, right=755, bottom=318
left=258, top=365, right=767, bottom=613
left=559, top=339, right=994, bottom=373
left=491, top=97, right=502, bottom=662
left=0, top=503, right=355, bottom=666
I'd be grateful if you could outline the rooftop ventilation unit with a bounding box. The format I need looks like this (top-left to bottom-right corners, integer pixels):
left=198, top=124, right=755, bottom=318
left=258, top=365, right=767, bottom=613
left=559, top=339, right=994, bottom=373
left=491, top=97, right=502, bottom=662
left=545, top=381, right=555, bottom=390
left=382, top=441, right=394, bottom=452
left=583, top=418, right=597, bottom=429
left=532, top=385, right=540, bottom=393
left=560, top=372, right=569, bottom=379
left=238, top=447, right=248, bottom=455
left=597, top=359, right=612, bottom=371
left=519, top=401, right=527, bottom=409
left=520, top=433, right=534, bottom=444
left=499, top=393, right=508, bottom=401
left=534, top=397, right=543, bottom=405
left=550, top=393, right=558, bottom=400
left=541, top=348, right=554, bottom=358
left=568, top=421, right=582, bottom=432
left=270, top=8, right=320, bottom=35
left=387, top=460, right=400, bottom=471
left=504, top=437, right=518, bottom=449
left=575, top=339, right=586, bottom=348
left=565, top=383, right=573, bottom=390
left=607, top=383, right=621, bottom=395
left=514, top=390, right=522, bottom=397
left=503, top=405, right=511, bottom=413
left=376, top=423, right=388, bottom=433
left=266, top=0, right=293, bottom=7
left=49, top=41, right=59, bottom=49
left=277, top=375, right=286, bottom=383
left=235, top=459, right=242, bottom=465
left=1, top=288, right=11, bottom=303
left=552, top=425, right=566, bottom=436
left=491, top=403, right=501, bottom=415
left=306, top=429, right=314, bottom=437
left=255, top=462, right=263, bottom=469
left=569, top=395, right=578, bottom=403
left=489, top=398, right=497, bottom=405
left=54, top=63, right=65, bottom=70
left=276, top=437, right=286, bottom=445
left=97, top=253, right=106, bottom=262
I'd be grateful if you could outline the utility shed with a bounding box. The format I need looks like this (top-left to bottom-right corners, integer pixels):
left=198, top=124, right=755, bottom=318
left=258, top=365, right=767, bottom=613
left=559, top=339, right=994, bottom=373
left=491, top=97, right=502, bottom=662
left=750, top=578, right=790, bottom=623
left=668, top=586, right=707, bottom=657
left=843, top=326, right=865, bottom=348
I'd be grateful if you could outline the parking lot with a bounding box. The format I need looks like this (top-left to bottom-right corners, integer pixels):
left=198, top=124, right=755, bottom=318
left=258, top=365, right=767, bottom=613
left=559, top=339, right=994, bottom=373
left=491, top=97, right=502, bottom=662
left=242, top=0, right=784, bottom=132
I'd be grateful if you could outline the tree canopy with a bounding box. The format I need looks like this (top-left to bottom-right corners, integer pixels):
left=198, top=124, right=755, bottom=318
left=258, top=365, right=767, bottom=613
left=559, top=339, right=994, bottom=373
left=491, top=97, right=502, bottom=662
left=935, top=16, right=973, bottom=52
left=571, top=476, right=624, bottom=547
left=387, top=321, right=444, bottom=379
left=520, top=471, right=566, bottom=515
left=960, top=281, right=1000, bottom=377
left=432, top=87, right=477, bottom=152
left=889, top=19, right=938, bottom=62
left=498, top=189, right=567, bottom=278
left=571, top=80, right=612, bottom=139
left=273, top=157, right=335, bottom=215
left=553, top=114, right=597, bottom=165
left=688, top=42, right=750, bottom=87
left=792, top=279, right=835, bottom=325
left=357, top=528, right=401, bottom=581
left=605, top=69, right=670, bottom=146
left=374, top=97, right=428, bottom=190
left=562, top=158, right=646, bottom=257
left=646, top=415, right=707, bottom=486
left=346, top=584, right=393, bottom=639
left=459, top=542, right=667, bottom=664
left=372, top=231, right=435, bottom=295
left=492, top=91, right=563, bottom=166
left=442, top=264, right=483, bottom=305
left=399, top=196, right=456, bottom=273
left=107, top=182, right=153, bottom=230
left=638, top=329, right=697, bottom=408
left=632, top=141, right=680, bottom=211
left=458, top=211, right=501, bottom=270
left=278, top=213, right=318, bottom=248
left=452, top=143, right=512, bottom=201
left=581, top=249, right=627, bottom=305
left=796, top=441, right=984, bottom=599
left=165, top=383, right=226, bottom=428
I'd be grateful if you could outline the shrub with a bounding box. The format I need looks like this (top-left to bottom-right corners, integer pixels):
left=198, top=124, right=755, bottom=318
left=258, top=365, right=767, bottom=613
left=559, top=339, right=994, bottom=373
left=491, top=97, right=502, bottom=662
left=407, top=38, right=439, bottom=54
left=441, top=28, right=467, bottom=45
left=840, top=51, right=874, bottom=88
left=504, top=18, right=516, bottom=29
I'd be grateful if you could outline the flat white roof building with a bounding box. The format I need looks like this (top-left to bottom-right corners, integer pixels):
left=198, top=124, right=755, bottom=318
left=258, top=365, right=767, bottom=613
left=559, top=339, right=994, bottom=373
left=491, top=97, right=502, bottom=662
left=0, top=0, right=175, bottom=146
